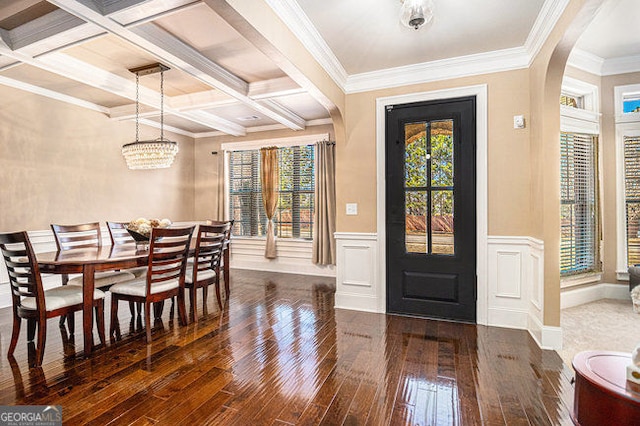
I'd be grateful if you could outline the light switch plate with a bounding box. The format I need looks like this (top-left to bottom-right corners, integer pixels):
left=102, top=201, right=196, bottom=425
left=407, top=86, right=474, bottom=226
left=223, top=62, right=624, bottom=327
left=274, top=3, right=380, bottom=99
left=514, top=115, right=525, bottom=129
left=346, top=203, right=358, bottom=215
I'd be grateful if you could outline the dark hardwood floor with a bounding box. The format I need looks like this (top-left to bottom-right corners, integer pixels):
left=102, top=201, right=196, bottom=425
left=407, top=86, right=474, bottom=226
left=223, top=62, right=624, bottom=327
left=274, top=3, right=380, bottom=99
left=0, top=270, right=575, bottom=425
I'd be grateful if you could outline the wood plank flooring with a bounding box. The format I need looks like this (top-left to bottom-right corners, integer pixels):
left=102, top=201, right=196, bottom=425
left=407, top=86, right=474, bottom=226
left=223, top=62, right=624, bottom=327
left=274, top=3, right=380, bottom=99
left=0, top=270, right=575, bottom=425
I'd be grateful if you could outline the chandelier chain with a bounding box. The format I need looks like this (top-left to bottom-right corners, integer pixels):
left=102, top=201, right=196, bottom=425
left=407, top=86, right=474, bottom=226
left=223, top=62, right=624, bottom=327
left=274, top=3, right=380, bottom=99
left=160, top=69, right=164, bottom=141
left=135, top=73, right=140, bottom=142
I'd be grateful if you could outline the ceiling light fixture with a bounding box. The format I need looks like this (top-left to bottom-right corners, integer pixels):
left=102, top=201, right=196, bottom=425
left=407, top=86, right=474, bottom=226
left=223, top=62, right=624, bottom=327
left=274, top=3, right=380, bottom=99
left=122, top=63, right=179, bottom=170
left=400, top=0, right=434, bottom=30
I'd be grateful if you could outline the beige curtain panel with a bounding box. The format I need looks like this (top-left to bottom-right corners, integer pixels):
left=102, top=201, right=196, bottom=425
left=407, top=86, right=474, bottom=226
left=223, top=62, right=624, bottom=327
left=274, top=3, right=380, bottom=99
left=214, top=151, right=226, bottom=221
left=313, top=141, right=336, bottom=265
left=260, top=147, right=279, bottom=259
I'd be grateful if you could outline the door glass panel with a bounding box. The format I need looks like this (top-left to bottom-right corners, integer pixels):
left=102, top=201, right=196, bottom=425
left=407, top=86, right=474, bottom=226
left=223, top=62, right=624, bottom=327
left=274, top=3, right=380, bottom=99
left=432, top=190, right=454, bottom=255
left=431, top=120, right=454, bottom=187
left=406, top=191, right=428, bottom=253
left=405, top=122, right=428, bottom=187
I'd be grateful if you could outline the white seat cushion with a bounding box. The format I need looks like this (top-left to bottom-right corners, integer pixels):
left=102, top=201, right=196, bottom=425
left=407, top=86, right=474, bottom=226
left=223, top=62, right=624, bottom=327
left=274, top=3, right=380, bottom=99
left=68, top=270, right=136, bottom=288
left=126, top=267, right=147, bottom=279
left=185, top=268, right=216, bottom=284
left=22, top=286, right=105, bottom=311
left=109, top=277, right=180, bottom=297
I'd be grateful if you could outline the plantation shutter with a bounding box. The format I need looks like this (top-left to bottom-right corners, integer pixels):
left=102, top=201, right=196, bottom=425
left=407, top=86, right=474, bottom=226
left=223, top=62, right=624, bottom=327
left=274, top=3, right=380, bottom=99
left=560, top=132, right=599, bottom=275
left=228, top=146, right=315, bottom=239
left=625, top=136, right=640, bottom=266
left=229, top=150, right=264, bottom=237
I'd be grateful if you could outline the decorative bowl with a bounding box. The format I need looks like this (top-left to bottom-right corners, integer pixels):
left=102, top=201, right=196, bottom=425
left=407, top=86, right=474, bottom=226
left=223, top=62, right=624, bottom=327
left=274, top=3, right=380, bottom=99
left=126, top=229, right=150, bottom=242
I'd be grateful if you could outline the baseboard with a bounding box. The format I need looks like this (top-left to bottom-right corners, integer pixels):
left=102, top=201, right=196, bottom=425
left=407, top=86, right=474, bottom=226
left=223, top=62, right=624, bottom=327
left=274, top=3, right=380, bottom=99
left=230, top=261, right=335, bottom=277
left=561, top=282, right=629, bottom=309
left=487, top=307, right=528, bottom=329
left=334, top=292, right=380, bottom=313
left=528, top=314, right=563, bottom=350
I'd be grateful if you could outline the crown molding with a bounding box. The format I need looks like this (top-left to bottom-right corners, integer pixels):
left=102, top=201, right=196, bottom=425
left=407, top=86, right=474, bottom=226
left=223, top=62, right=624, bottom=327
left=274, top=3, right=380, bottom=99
left=263, top=0, right=348, bottom=89
left=567, top=48, right=640, bottom=77
left=269, top=0, right=568, bottom=94
left=194, top=117, right=333, bottom=139
left=524, top=0, right=570, bottom=64
left=602, top=55, right=640, bottom=76
left=567, top=48, right=604, bottom=75
left=345, top=47, right=530, bottom=94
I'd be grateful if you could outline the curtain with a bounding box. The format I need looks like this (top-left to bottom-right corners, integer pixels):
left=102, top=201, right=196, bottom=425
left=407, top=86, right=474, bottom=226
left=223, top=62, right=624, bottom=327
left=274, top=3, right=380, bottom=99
left=260, top=147, right=279, bottom=258
left=213, top=151, right=226, bottom=220
left=312, top=141, right=336, bottom=265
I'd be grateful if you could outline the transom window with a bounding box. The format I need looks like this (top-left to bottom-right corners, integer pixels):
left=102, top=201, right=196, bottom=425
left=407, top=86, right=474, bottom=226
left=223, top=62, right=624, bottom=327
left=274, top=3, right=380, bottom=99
left=560, top=132, right=599, bottom=276
left=228, top=145, right=314, bottom=239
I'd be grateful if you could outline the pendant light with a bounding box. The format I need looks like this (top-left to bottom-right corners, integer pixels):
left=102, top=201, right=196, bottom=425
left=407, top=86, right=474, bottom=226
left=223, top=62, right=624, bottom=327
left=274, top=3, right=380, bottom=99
left=122, top=63, right=179, bottom=170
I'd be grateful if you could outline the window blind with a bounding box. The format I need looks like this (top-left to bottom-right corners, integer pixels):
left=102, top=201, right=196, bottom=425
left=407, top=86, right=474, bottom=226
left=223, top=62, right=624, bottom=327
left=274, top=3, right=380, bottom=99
left=228, top=145, right=314, bottom=239
left=625, top=135, right=640, bottom=266
left=560, top=132, right=599, bottom=275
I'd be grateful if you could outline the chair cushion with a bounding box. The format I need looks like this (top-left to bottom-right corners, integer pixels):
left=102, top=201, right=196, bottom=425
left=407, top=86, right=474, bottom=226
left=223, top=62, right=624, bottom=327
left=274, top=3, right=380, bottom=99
left=185, top=268, right=216, bottom=284
left=126, top=267, right=147, bottom=279
left=22, top=286, right=105, bottom=311
left=109, top=278, right=180, bottom=297
left=68, top=270, right=136, bottom=288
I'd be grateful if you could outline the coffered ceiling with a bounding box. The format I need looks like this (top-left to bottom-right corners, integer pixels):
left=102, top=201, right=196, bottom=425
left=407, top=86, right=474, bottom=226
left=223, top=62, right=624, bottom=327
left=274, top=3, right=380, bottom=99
left=0, top=0, right=636, bottom=138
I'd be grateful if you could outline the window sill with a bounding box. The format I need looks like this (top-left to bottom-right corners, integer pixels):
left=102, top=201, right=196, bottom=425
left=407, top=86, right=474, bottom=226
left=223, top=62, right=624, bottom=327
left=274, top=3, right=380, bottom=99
left=616, top=270, right=630, bottom=282
left=560, top=272, right=602, bottom=289
left=232, top=236, right=313, bottom=243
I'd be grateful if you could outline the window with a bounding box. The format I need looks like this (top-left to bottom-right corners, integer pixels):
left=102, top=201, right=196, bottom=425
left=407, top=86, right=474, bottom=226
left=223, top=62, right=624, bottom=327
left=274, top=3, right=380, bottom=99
left=560, top=132, right=599, bottom=276
left=228, top=145, right=314, bottom=239
left=625, top=135, right=640, bottom=266
left=560, top=93, right=584, bottom=109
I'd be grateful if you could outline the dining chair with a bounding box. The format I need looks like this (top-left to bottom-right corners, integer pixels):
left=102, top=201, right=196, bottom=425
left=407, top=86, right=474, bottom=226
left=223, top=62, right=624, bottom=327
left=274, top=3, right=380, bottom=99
left=185, top=225, right=225, bottom=320
left=109, top=226, right=194, bottom=343
left=105, top=222, right=147, bottom=279
left=51, top=222, right=136, bottom=287
left=205, top=220, right=233, bottom=299
left=0, top=231, right=106, bottom=366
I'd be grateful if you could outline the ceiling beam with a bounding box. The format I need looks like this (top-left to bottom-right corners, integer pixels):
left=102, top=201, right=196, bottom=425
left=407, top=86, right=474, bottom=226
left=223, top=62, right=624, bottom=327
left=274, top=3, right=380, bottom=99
left=47, top=0, right=306, bottom=130
left=0, top=36, right=247, bottom=135
left=110, top=76, right=305, bottom=119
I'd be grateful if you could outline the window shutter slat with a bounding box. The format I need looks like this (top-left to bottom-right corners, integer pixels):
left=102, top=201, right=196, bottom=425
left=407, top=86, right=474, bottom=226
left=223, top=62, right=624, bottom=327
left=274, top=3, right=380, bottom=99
left=560, top=132, right=598, bottom=275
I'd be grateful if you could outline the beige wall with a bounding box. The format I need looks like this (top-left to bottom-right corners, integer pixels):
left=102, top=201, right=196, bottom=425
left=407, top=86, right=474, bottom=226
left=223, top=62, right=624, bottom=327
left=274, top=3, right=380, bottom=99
left=0, top=85, right=195, bottom=232
left=193, top=125, right=335, bottom=221
left=338, top=70, right=532, bottom=234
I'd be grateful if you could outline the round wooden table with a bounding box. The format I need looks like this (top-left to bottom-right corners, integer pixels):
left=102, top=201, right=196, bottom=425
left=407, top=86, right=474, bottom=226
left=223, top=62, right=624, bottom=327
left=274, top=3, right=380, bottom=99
left=572, top=350, right=640, bottom=425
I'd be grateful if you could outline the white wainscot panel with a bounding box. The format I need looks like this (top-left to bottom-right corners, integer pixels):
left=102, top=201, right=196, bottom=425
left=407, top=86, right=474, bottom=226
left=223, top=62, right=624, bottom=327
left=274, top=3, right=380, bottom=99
left=335, top=233, right=379, bottom=313
left=487, top=236, right=544, bottom=333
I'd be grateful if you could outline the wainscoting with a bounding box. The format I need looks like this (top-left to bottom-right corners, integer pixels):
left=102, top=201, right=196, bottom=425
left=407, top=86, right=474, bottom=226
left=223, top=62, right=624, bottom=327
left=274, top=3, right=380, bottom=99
left=334, top=232, right=562, bottom=349
left=229, top=237, right=335, bottom=277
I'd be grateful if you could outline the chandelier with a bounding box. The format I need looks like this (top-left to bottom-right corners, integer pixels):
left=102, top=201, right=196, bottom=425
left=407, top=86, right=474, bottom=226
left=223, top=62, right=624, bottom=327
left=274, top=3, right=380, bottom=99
left=122, top=63, right=179, bottom=170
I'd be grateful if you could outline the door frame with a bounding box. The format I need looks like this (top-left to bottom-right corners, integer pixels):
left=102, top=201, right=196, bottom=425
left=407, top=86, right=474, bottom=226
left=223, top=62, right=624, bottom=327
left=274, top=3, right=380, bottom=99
left=376, top=84, right=488, bottom=324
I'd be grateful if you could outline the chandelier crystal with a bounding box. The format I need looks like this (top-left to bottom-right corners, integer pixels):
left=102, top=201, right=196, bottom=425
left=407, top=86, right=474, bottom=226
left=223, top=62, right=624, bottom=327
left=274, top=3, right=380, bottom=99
left=122, top=63, right=179, bottom=170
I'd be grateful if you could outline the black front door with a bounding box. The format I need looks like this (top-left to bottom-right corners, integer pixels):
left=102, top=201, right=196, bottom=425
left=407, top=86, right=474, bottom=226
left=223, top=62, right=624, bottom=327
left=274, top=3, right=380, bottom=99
left=386, top=96, right=476, bottom=322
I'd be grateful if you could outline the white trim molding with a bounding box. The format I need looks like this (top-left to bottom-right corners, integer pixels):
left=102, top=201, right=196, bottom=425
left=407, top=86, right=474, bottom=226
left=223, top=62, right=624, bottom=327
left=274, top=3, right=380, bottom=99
left=229, top=237, right=336, bottom=277
left=372, top=84, right=489, bottom=323
left=561, top=282, right=630, bottom=309
left=266, top=0, right=569, bottom=94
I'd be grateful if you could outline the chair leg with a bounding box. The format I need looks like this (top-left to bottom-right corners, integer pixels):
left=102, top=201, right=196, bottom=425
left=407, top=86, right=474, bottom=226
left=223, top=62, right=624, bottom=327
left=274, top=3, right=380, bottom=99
left=202, top=285, right=208, bottom=314
left=110, top=296, right=121, bottom=340
left=27, top=319, right=36, bottom=342
left=67, top=311, right=75, bottom=335
left=128, top=301, right=136, bottom=317
left=215, top=275, right=222, bottom=309
left=169, top=297, right=175, bottom=319
left=8, top=315, right=21, bottom=357
left=35, top=318, right=46, bottom=366
left=190, top=286, right=197, bottom=322
left=177, top=289, right=187, bottom=326
left=95, top=302, right=106, bottom=346
left=144, top=302, right=152, bottom=343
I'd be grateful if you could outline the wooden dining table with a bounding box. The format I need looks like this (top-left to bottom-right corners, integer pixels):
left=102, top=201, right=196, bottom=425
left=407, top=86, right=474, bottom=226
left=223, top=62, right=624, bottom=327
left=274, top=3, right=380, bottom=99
left=36, top=244, right=149, bottom=356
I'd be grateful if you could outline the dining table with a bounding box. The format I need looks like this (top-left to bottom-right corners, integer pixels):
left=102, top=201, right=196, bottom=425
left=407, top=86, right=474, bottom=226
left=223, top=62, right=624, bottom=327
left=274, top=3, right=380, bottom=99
left=36, top=243, right=150, bottom=356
